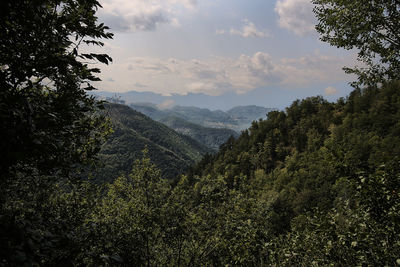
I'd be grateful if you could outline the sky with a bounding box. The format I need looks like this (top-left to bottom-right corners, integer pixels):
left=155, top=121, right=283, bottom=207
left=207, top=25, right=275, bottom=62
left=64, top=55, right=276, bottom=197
left=89, top=0, right=359, bottom=110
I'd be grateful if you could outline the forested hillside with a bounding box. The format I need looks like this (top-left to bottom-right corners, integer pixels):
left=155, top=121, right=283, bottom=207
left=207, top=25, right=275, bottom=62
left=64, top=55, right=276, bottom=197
left=80, top=82, right=399, bottom=265
left=95, top=103, right=212, bottom=181
left=183, top=81, right=400, bottom=264
left=17, top=81, right=396, bottom=266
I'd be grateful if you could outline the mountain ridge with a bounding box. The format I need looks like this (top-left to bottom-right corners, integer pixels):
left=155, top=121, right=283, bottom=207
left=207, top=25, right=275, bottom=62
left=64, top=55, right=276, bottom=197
left=90, top=89, right=279, bottom=111
left=94, top=103, right=212, bottom=181
left=130, top=102, right=274, bottom=132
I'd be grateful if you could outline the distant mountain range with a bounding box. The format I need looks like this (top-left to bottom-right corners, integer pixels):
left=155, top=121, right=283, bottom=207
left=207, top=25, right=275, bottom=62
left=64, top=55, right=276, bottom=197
left=156, top=116, right=238, bottom=151
left=94, top=103, right=212, bottom=182
left=130, top=102, right=275, bottom=133
left=90, top=89, right=278, bottom=112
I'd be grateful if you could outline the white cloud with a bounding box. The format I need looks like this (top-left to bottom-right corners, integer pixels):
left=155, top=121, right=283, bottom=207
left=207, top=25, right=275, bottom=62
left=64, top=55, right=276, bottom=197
left=325, top=86, right=338, bottom=95
left=230, top=19, right=270, bottom=38
left=217, top=20, right=270, bottom=38
left=96, top=51, right=355, bottom=95
left=275, top=0, right=316, bottom=36
left=276, top=51, right=355, bottom=86
left=98, top=0, right=196, bottom=32
left=170, top=0, right=197, bottom=9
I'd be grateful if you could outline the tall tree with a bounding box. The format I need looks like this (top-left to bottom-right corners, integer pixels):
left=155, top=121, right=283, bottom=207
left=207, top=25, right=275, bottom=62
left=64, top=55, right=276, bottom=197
left=0, top=0, right=113, bottom=183
left=313, top=0, right=400, bottom=86
left=0, top=1, right=113, bottom=264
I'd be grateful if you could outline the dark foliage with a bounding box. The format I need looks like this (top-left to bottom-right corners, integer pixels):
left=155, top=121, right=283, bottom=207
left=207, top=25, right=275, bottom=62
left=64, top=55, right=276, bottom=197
left=0, top=0, right=112, bottom=264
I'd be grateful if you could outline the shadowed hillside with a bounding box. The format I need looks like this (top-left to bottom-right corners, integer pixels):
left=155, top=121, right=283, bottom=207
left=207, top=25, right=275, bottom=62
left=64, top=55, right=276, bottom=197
left=94, top=103, right=212, bottom=181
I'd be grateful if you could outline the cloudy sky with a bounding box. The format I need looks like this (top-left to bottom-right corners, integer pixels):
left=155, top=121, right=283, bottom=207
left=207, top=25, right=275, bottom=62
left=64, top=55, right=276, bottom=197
left=91, top=0, right=358, bottom=109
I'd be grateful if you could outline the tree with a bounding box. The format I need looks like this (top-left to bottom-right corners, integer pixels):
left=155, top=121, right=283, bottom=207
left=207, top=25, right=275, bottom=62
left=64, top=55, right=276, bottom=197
left=0, top=0, right=113, bottom=184
left=87, top=152, right=172, bottom=265
left=0, top=0, right=113, bottom=264
left=313, top=0, right=400, bottom=86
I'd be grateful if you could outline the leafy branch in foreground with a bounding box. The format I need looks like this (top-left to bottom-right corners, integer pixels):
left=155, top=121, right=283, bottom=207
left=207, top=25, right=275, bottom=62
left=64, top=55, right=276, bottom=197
left=313, top=0, right=400, bottom=86
left=0, top=0, right=113, bottom=183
